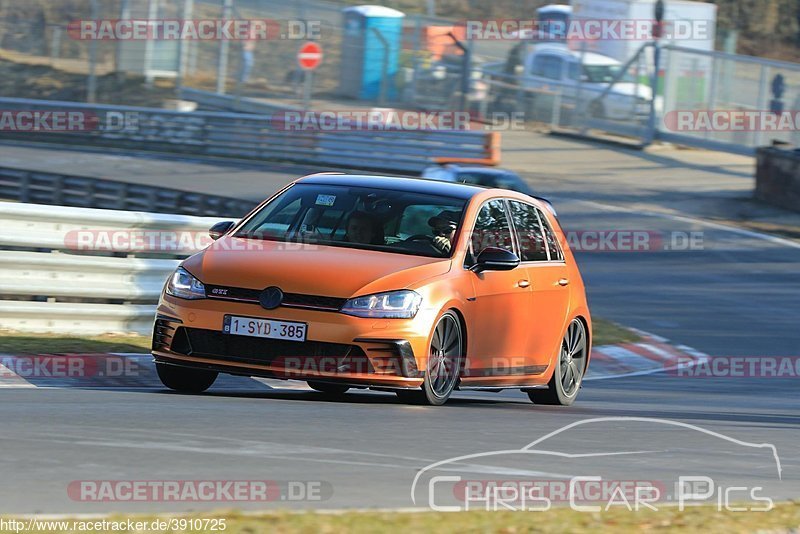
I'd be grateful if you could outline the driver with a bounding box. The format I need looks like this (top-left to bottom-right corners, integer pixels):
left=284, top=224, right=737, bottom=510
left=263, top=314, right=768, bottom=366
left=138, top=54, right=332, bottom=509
left=344, top=210, right=384, bottom=245
left=428, top=210, right=460, bottom=254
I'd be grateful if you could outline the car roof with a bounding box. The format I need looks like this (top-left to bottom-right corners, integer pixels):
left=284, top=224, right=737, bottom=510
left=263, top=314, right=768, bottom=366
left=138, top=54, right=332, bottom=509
left=296, top=173, right=486, bottom=200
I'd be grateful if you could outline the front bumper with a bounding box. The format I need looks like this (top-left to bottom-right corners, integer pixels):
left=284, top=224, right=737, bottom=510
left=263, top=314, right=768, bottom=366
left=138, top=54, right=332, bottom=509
left=151, top=295, right=430, bottom=389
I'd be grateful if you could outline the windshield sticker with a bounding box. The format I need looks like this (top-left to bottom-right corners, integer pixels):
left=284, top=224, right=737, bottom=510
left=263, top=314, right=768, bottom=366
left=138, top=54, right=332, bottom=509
left=316, top=194, right=336, bottom=206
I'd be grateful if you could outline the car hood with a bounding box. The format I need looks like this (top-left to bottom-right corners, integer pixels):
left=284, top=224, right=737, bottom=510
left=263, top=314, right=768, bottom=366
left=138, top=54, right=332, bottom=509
left=183, top=236, right=452, bottom=298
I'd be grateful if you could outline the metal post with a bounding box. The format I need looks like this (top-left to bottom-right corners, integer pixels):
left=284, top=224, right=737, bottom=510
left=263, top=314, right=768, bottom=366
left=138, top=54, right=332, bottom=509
left=645, top=0, right=664, bottom=145
left=645, top=42, right=661, bottom=145
left=87, top=0, right=99, bottom=103
left=216, top=0, right=233, bottom=94
left=371, top=28, right=389, bottom=105
left=175, top=0, right=194, bottom=92
left=408, top=14, right=422, bottom=104
left=50, top=26, right=62, bottom=65
left=115, top=0, right=130, bottom=74
left=577, top=40, right=587, bottom=133
left=755, top=66, right=770, bottom=147
left=303, top=70, right=313, bottom=110
left=143, top=0, right=159, bottom=87
left=426, top=0, right=435, bottom=17
left=447, top=32, right=470, bottom=113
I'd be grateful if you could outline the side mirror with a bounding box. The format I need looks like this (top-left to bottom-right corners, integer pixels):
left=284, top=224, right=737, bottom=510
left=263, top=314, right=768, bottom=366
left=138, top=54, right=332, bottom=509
left=470, top=247, right=520, bottom=273
left=209, top=221, right=235, bottom=240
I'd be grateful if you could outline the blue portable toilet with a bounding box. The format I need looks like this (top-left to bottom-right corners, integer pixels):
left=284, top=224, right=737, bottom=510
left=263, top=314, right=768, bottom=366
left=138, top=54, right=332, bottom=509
left=339, top=5, right=405, bottom=100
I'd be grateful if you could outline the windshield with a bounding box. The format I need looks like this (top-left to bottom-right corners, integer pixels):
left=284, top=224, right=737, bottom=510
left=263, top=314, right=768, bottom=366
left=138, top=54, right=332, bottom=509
left=582, top=64, right=634, bottom=83
left=235, top=183, right=467, bottom=258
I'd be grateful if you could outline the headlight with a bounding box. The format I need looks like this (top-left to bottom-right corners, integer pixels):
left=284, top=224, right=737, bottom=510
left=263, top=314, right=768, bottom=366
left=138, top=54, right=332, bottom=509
left=166, top=267, right=206, bottom=300
left=340, top=290, right=422, bottom=319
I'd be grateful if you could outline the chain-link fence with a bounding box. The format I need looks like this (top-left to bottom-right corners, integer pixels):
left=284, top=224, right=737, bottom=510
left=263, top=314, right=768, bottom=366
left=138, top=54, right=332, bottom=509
left=3, top=0, right=800, bottom=155
left=660, top=45, right=800, bottom=151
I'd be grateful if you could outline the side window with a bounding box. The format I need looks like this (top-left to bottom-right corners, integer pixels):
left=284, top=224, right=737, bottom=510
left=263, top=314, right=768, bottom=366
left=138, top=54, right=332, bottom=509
left=568, top=61, right=581, bottom=81
left=468, top=199, right=514, bottom=263
left=536, top=55, right=563, bottom=80
left=508, top=201, right=548, bottom=261
left=537, top=208, right=565, bottom=261
left=530, top=55, right=547, bottom=77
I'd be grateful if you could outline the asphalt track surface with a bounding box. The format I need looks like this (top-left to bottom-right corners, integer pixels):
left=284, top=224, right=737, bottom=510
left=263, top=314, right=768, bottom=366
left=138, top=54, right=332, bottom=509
left=1, top=159, right=799, bottom=514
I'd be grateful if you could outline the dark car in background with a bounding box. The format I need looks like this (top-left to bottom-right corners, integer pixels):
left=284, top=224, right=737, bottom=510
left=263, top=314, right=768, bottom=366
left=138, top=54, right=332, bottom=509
left=421, top=164, right=534, bottom=196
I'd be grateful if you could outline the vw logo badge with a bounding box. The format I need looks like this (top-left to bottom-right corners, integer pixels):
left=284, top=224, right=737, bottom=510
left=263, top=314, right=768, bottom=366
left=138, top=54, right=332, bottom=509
left=259, top=286, right=284, bottom=310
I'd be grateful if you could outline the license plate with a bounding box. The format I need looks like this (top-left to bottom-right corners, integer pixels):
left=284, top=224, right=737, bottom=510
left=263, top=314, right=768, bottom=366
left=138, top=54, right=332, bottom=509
left=223, top=315, right=307, bottom=342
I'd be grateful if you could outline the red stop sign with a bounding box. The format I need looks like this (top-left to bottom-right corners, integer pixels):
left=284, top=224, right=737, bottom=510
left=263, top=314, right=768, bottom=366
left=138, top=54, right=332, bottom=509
left=298, top=42, right=323, bottom=70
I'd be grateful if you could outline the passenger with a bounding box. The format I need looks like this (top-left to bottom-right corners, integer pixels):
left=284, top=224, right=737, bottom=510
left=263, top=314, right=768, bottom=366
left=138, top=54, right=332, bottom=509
left=428, top=210, right=460, bottom=254
left=344, top=210, right=384, bottom=245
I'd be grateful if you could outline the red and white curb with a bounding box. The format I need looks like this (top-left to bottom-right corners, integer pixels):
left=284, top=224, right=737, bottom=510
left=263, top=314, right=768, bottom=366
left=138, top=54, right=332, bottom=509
left=586, top=329, right=708, bottom=380
left=0, top=332, right=707, bottom=389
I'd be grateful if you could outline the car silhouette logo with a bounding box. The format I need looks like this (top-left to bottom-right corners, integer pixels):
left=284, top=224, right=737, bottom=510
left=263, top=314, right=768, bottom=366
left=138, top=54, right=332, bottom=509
left=259, top=286, right=284, bottom=310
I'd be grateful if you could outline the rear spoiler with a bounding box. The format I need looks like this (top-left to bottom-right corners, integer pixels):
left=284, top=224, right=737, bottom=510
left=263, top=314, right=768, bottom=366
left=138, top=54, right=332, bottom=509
left=532, top=195, right=558, bottom=219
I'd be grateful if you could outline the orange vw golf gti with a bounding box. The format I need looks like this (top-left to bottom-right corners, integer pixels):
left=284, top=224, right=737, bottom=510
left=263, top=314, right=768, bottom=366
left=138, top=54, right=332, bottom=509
left=152, top=174, right=592, bottom=405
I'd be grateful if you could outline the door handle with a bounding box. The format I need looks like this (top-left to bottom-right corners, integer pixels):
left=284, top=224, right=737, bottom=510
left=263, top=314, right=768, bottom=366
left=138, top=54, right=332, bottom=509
left=518, top=279, right=530, bottom=288
left=558, top=278, right=569, bottom=286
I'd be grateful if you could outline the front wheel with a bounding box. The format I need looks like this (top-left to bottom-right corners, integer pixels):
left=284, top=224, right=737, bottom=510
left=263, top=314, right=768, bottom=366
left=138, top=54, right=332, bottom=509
left=528, top=319, right=588, bottom=406
left=156, top=362, right=218, bottom=393
left=396, top=311, right=463, bottom=406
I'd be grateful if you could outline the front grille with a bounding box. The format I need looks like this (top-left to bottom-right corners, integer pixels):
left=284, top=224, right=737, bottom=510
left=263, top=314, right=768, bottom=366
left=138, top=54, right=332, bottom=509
left=282, top=293, right=346, bottom=310
left=205, top=285, right=346, bottom=311
left=171, top=327, right=371, bottom=371
left=206, top=285, right=261, bottom=302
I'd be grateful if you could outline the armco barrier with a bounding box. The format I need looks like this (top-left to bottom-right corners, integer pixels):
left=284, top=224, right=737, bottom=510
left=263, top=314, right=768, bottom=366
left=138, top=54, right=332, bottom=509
left=0, top=202, right=221, bottom=335
left=0, top=165, right=257, bottom=217
left=0, top=97, right=498, bottom=173
left=177, top=87, right=298, bottom=114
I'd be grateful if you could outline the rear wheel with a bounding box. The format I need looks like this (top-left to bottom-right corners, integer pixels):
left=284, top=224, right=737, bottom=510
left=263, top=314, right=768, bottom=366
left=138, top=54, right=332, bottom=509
left=396, top=311, right=463, bottom=406
left=307, top=381, right=350, bottom=395
left=528, top=319, right=587, bottom=406
left=156, top=363, right=217, bottom=393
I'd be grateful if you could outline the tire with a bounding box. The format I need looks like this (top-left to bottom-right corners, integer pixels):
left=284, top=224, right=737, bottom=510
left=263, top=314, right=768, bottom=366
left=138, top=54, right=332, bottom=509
left=156, top=362, right=218, bottom=393
left=307, top=381, right=350, bottom=395
left=528, top=319, right=588, bottom=406
left=395, top=311, right=463, bottom=406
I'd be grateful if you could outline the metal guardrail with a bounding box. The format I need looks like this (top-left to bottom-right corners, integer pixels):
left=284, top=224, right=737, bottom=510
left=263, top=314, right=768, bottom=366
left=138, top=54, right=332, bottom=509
left=0, top=97, right=498, bottom=173
left=0, top=202, right=220, bottom=335
left=0, top=165, right=257, bottom=217
left=177, top=87, right=300, bottom=114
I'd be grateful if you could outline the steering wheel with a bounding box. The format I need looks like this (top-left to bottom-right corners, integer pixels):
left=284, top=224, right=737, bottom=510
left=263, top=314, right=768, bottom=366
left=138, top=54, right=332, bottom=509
left=403, top=234, right=447, bottom=254
left=404, top=234, right=434, bottom=243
